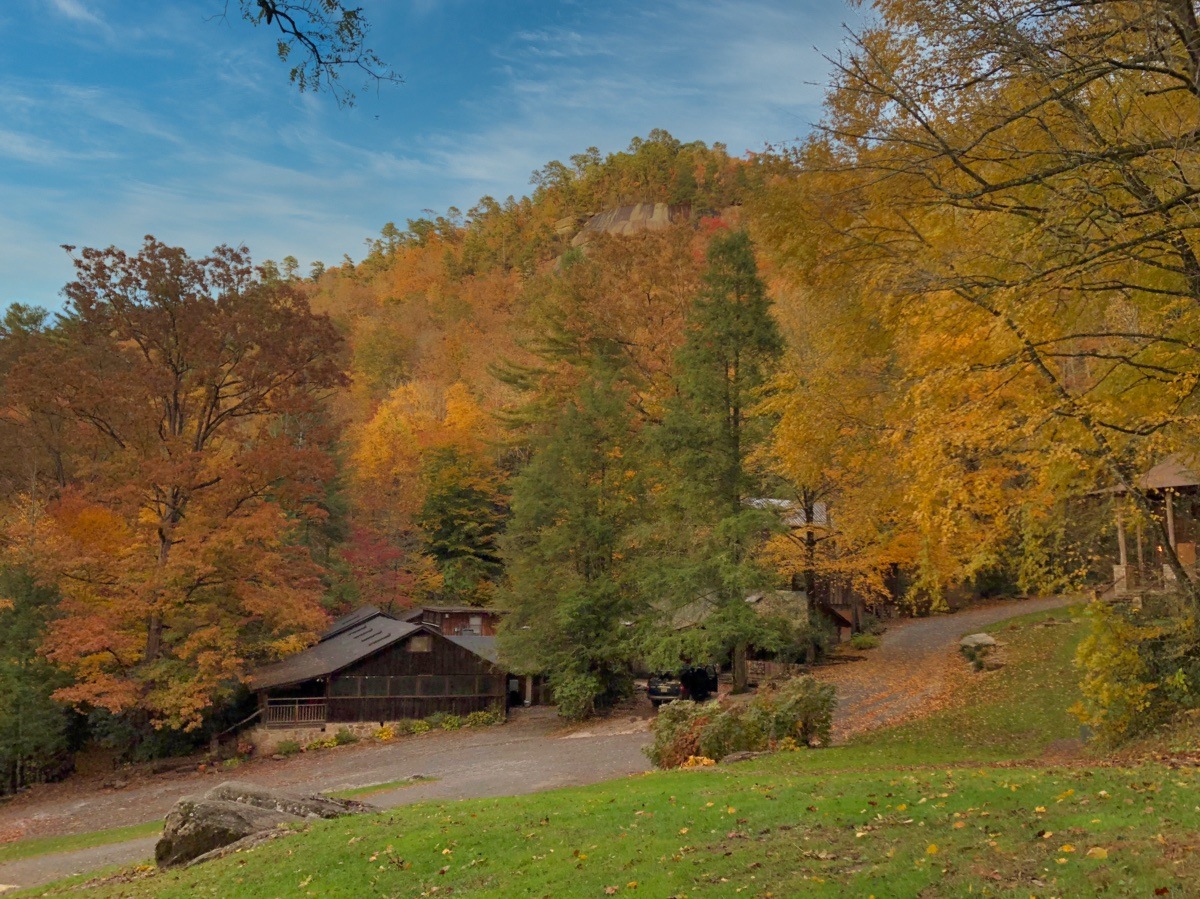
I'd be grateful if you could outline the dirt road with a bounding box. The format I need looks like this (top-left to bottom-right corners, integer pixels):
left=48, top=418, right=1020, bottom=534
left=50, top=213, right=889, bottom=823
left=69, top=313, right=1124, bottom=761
left=0, top=708, right=651, bottom=890
left=813, top=595, right=1077, bottom=740
left=0, top=596, right=1075, bottom=891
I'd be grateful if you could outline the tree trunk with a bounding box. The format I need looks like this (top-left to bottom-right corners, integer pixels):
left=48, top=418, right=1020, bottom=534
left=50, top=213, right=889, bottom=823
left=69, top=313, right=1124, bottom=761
left=731, top=640, right=748, bottom=694
left=145, top=613, right=164, bottom=663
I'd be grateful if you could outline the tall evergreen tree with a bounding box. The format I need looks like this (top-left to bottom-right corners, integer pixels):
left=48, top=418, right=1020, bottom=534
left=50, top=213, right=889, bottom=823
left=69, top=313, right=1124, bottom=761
left=498, top=352, right=648, bottom=719
left=646, top=229, right=785, bottom=692
left=0, top=566, right=69, bottom=793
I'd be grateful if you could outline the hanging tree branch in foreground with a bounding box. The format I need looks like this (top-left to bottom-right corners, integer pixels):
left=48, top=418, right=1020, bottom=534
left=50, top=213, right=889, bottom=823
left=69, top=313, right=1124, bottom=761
left=232, top=1, right=401, bottom=106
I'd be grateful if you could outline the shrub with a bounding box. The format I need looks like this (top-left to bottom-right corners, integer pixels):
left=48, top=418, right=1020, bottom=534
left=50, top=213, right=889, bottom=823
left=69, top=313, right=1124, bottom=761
left=306, top=736, right=337, bottom=751
left=697, top=705, right=765, bottom=761
left=466, top=707, right=504, bottom=727
left=859, top=613, right=886, bottom=636
left=440, top=714, right=463, bottom=731
left=551, top=671, right=604, bottom=721
left=849, top=633, right=880, bottom=650
left=1072, top=600, right=1200, bottom=745
left=333, top=727, right=359, bottom=746
left=644, top=701, right=712, bottom=769
left=646, top=676, right=835, bottom=769
left=373, top=725, right=397, bottom=742
left=221, top=756, right=242, bottom=769
left=960, top=644, right=986, bottom=671
left=275, top=739, right=302, bottom=756
left=425, top=712, right=449, bottom=730
left=410, top=719, right=432, bottom=735
left=769, top=676, right=835, bottom=746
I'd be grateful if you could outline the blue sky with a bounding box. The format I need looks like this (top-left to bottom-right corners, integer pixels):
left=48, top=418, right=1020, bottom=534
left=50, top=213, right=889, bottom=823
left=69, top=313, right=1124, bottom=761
left=0, top=1, right=860, bottom=311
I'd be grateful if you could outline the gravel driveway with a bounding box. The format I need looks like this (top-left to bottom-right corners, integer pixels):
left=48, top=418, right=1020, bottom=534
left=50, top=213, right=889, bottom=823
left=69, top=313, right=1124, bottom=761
left=0, top=709, right=653, bottom=891
left=0, top=595, right=1076, bottom=891
left=813, top=595, right=1077, bottom=740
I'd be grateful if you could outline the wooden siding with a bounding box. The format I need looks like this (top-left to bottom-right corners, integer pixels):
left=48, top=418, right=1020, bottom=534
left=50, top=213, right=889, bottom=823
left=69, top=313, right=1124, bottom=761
left=325, top=631, right=503, bottom=723
left=339, top=634, right=496, bottom=677
left=421, top=609, right=501, bottom=636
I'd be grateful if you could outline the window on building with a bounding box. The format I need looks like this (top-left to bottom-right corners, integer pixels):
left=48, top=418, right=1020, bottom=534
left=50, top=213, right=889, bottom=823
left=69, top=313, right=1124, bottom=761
left=417, top=676, right=446, bottom=696
left=361, top=676, right=388, bottom=697
left=407, top=634, right=433, bottom=652
left=479, top=675, right=503, bottom=695
left=448, top=676, right=476, bottom=696
left=390, top=676, right=418, bottom=696
left=331, top=677, right=359, bottom=697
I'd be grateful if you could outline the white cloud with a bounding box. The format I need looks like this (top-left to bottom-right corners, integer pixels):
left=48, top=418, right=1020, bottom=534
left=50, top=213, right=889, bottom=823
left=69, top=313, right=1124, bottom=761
left=48, top=0, right=104, bottom=27
left=0, top=128, right=113, bottom=164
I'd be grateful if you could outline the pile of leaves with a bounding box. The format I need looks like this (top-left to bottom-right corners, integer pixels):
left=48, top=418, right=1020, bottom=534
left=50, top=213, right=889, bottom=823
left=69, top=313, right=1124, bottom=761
left=645, top=676, right=835, bottom=768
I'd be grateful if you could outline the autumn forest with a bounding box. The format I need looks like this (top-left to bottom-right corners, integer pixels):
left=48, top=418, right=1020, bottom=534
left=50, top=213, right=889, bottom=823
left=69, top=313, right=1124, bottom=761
left=4, top=0, right=1200, bottom=790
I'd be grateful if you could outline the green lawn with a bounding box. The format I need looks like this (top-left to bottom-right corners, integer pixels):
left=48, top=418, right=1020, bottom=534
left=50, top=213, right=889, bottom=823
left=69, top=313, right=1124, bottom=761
left=23, top=603, right=1200, bottom=898
left=326, top=776, right=438, bottom=800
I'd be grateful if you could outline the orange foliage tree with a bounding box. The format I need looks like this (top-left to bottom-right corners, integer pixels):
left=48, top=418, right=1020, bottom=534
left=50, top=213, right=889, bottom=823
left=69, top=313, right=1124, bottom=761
left=4, top=237, right=345, bottom=729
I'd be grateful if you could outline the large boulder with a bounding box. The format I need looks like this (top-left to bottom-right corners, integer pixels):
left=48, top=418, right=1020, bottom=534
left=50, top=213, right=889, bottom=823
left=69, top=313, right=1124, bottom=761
left=155, top=798, right=298, bottom=868
left=960, top=633, right=997, bottom=649
left=156, top=781, right=375, bottom=868
left=204, top=781, right=370, bottom=819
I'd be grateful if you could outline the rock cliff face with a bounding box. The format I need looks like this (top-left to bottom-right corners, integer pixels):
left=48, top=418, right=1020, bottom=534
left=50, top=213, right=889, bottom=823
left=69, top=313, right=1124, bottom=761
left=570, top=203, right=692, bottom=246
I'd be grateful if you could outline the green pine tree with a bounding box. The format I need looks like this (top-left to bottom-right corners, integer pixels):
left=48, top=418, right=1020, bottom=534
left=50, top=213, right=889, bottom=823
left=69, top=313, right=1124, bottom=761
left=644, top=229, right=786, bottom=692
left=0, top=566, right=70, bottom=793
left=498, top=352, right=648, bottom=719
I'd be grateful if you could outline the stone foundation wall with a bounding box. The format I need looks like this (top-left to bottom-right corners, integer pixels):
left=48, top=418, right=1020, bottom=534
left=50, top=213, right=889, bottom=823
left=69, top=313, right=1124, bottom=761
left=247, top=720, right=407, bottom=756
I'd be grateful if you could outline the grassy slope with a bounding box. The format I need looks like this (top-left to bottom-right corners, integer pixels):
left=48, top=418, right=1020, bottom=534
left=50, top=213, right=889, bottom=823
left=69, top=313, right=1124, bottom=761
left=21, top=605, right=1200, bottom=898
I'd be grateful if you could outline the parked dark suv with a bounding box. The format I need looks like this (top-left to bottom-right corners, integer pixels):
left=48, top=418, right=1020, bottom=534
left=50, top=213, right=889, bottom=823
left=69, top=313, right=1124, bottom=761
left=648, top=665, right=719, bottom=707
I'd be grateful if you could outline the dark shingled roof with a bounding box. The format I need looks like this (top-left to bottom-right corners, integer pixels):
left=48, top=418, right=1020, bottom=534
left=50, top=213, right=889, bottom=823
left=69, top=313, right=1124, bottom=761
left=418, top=605, right=508, bottom=615
left=320, top=605, right=389, bottom=640
left=252, top=618, right=421, bottom=691
left=447, top=635, right=500, bottom=666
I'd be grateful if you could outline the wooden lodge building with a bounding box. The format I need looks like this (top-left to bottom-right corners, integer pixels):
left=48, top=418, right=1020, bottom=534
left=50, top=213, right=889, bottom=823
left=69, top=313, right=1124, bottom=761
left=251, top=605, right=519, bottom=730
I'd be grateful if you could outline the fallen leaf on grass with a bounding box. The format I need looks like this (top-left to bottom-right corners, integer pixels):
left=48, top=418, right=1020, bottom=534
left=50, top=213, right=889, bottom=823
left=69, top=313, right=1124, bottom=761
left=1086, top=847, right=1108, bottom=860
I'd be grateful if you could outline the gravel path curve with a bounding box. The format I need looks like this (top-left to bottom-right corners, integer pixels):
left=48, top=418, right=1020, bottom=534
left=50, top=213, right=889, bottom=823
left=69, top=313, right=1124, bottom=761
left=814, top=595, right=1077, bottom=740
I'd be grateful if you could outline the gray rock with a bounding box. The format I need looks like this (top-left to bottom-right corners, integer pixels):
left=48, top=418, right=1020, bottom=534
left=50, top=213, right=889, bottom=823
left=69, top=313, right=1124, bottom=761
left=719, top=751, right=771, bottom=765
left=960, top=633, right=997, bottom=649
left=183, top=826, right=291, bottom=868
left=155, top=798, right=300, bottom=868
left=156, top=781, right=377, bottom=868
left=204, top=781, right=371, bottom=819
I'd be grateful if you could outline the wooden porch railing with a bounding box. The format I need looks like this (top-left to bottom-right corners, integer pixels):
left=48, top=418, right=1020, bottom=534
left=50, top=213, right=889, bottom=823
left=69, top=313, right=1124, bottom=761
left=265, top=699, right=327, bottom=728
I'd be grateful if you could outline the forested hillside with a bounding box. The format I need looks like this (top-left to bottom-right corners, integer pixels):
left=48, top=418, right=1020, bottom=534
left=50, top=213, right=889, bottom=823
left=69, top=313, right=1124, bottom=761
left=7, top=4, right=1200, bottom=791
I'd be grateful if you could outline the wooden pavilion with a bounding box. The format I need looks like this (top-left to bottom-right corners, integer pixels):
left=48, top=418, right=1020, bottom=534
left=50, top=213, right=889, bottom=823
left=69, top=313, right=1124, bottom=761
left=1110, top=456, right=1200, bottom=595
